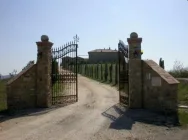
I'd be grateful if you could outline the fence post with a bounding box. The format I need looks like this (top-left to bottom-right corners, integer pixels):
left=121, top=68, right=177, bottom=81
left=115, top=63, right=118, bottom=85
left=101, top=63, right=103, bottom=81
left=79, top=64, right=81, bottom=74
left=96, top=64, right=98, bottom=79
left=94, top=65, right=96, bottom=79
left=86, top=64, right=88, bottom=76
left=85, top=64, right=86, bottom=75
left=36, top=35, right=53, bottom=108
left=104, top=63, right=108, bottom=82
left=90, top=65, right=92, bottom=78
left=109, top=63, right=112, bottom=83
left=89, top=65, right=90, bottom=77
left=92, top=65, right=93, bottom=78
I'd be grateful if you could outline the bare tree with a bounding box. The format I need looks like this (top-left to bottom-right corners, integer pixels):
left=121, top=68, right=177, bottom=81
left=170, top=60, right=188, bottom=78
left=185, top=66, right=188, bottom=71
left=9, top=73, right=14, bottom=78
left=173, top=60, right=184, bottom=72
left=9, top=69, right=17, bottom=78
left=12, top=69, right=17, bottom=75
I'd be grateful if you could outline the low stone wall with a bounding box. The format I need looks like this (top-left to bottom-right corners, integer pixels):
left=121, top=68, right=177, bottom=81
left=176, top=78, right=188, bottom=84
left=142, top=60, right=179, bottom=113
left=6, top=64, right=37, bottom=110
left=6, top=36, right=53, bottom=110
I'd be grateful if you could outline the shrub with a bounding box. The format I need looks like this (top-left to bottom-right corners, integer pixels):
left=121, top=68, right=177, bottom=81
left=169, top=60, right=188, bottom=78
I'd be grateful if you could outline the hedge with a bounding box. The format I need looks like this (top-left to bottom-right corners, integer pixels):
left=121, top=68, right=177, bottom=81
left=75, top=63, right=119, bottom=85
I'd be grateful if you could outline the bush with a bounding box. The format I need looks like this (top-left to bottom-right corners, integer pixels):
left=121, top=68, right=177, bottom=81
left=77, top=63, right=118, bottom=85
left=51, top=59, right=59, bottom=85
left=169, top=60, right=188, bottom=78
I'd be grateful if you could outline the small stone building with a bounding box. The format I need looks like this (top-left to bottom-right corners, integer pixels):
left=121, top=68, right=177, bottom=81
left=142, top=60, right=179, bottom=112
left=127, top=32, right=179, bottom=113
left=88, top=48, right=119, bottom=63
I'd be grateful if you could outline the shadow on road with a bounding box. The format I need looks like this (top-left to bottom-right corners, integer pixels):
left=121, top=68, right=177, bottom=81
left=102, top=103, right=179, bottom=130
left=0, top=103, right=74, bottom=123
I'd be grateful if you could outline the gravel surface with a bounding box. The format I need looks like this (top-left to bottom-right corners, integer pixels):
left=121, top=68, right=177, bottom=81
left=0, top=75, right=187, bottom=140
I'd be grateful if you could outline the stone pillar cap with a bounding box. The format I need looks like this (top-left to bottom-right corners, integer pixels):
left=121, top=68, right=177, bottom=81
left=130, top=32, right=138, bottom=38
left=41, top=35, right=49, bottom=42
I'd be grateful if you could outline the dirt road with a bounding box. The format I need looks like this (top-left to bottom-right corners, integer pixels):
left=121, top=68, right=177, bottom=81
left=0, top=75, right=187, bottom=140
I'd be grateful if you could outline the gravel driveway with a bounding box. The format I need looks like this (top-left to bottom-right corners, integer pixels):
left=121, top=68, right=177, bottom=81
left=0, top=75, right=187, bottom=140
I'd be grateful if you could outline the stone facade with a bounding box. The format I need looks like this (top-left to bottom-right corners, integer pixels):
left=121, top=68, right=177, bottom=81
left=129, top=59, right=142, bottom=108
left=5, top=32, right=180, bottom=114
left=143, top=60, right=179, bottom=112
left=127, top=32, right=143, bottom=108
left=6, top=35, right=53, bottom=110
left=88, top=49, right=118, bottom=63
left=6, top=64, right=37, bottom=109
left=36, top=39, right=53, bottom=107
left=127, top=32, right=179, bottom=112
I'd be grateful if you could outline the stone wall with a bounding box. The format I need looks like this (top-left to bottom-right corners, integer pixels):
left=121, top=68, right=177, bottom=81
left=6, top=35, right=53, bottom=110
left=129, top=59, right=142, bottom=108
left=6, top=64, right=37, bottom=110
left=142, top=60, right=179, bottom=112
left=127, top=32, right=143, bottom=108
left=125, top=32, right=180, bottom=113
left=176, top=78, right=188, bottom=84
left=88, top=52, right=118, bottom=63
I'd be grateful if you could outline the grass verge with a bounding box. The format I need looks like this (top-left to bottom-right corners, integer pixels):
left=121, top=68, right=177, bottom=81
left=0, top=79, right=9, bottom=111
left=178, top=82, right=188, bottom=105
left=178, top=109, right=188, bottom=127
left=52, top=82, right=64, bottom=96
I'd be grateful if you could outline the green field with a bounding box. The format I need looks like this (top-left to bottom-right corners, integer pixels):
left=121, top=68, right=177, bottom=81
left=178, top=109, right=188, bottom=126
left=52, top=82, right=64, bottom=96
left=178, top=82, right=188, bottom=105
left=0, top=79, right=9, bottom=111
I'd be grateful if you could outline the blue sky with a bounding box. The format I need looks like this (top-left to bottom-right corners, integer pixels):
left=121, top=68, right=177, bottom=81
left=0, top=0, right=187, bottom=75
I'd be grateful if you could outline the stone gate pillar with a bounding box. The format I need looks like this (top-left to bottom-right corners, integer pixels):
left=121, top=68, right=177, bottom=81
left=36, top=35, right=53, bottom=107
left=127, top=32, right=143, bottom=108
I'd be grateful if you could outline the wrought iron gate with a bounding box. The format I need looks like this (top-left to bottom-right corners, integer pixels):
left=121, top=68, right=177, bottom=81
left=118, top=40, right=129, bottom=106
left=51, top=41, right=78, bottom=105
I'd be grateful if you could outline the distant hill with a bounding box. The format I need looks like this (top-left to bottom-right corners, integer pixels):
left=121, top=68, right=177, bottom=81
left=0, top=75, right=16, bottom=80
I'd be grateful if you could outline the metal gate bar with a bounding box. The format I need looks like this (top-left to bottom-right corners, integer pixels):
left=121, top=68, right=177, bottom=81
left=118, top=40, right=129, bottom=106
left=51, top=41, right=78, bottom=105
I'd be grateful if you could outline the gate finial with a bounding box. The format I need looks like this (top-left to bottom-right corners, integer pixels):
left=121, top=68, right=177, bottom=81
left=73, top=34, right=79, bottom=44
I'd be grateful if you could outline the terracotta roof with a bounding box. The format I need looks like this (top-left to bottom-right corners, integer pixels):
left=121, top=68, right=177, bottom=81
left=144, top=60, right=180, bottom=84
left=88, top=49, right=118, bottom=53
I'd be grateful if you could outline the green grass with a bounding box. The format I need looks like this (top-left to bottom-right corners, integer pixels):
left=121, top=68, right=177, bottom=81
left=52, top=82, right=64, bottom=96
left=178, top=109, right=188, bottom=126
left=178, top=82, right=188, bottom=105
left=0, top=79, right=9, bottom=111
